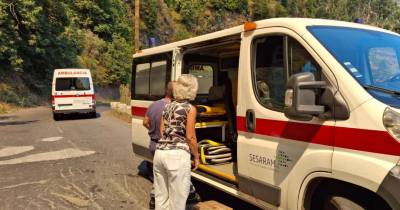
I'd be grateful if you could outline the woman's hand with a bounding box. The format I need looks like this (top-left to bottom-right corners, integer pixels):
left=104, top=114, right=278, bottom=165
left=192, top=157, right=200, bottom=170
left=186, top=105, right=200, bottom=170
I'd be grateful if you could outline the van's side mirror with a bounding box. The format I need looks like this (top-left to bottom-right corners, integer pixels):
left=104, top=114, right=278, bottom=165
left=284, top=72, right=326, bottom=121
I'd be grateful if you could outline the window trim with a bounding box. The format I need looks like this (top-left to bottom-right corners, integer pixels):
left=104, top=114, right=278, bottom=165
left=251, top=34, right=288, bottom=112
left=131, top=52, right=172, bottom=101
left=186, top=63, right=216, bottom=96
left=251, top=34, right=323, bottom=112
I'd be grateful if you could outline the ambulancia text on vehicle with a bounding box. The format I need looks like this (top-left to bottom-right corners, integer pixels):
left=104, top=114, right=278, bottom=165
left=51, top=69, right=96, bottom=120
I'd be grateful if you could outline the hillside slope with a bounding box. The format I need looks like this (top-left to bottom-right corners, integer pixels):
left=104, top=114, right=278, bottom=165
left=139, top=0, right=400, bottom=47
left=1, top=0, right=400, bottom=109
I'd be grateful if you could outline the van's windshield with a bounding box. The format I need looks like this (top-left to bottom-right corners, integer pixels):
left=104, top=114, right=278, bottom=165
left=309, top=26, right=400, bottom=107
left=56, top=77, right=90, bottom=91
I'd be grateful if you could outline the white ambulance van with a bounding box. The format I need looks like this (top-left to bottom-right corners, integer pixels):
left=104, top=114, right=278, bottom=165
left=52, top=69, right=96, bottom=120
left=130, top=18, right=400, bottom=210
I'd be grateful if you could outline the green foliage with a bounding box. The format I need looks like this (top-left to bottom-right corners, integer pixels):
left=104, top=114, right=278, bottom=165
left=252, top=0, right=288, bottom=20
left=0, top=83, right=24, bottom=105
left=78, top=31, right=109, bottom=86
left=105, top=34, right=133, bottom=86
left=0, top=0, right=78, bottom=80
left=3, top=0, right=400, bottom=106
left=65, top=0, right=131, bottom=41
left=0, top=0, right=133, bottom=104
left=286, top=0, right=400, bottom=31
left=78, top=31, right=133, bottom=87
left=209, top=0, right=247, bottom=12
left=141, top=0, right=159, bottom=37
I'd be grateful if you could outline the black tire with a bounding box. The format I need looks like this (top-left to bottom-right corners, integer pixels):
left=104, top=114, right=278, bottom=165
left=88, top=111, right=96, bottom=118
left=53, top=113, right=60, bottom=121
left=310, top=181, right=391, bottom=210
left=320, top=195, right=365, bottom=210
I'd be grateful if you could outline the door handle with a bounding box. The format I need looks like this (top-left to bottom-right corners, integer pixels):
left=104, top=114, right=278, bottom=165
left=246, top=109, right=256, bottom=133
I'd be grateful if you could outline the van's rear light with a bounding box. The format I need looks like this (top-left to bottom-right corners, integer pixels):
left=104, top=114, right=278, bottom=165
left=91, top=94, right=96, bottom=105
left=131, top=106, right=134, bottom=116
left=51, top=96, right=55, bottom=105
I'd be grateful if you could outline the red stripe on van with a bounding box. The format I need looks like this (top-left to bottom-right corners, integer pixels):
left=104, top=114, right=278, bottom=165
left=131, top=106, right=400, bottom=156
left=335, top=126, right=400, bottom=156
left=237, top=117, right=334, bottom=145
left=131, top=106, right=147, bottom=117
left=237, top=116, right=400, bottom=156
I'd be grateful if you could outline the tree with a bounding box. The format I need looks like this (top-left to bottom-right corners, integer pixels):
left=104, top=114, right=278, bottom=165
left=78, top=31, right=109, bottom=86
left=105, top=34, right=133, bottom=86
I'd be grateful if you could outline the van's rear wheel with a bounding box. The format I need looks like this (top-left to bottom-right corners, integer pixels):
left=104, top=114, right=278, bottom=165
left=89, top=111, right=97, bottom=118
left=53, top=113, right=60, bottom=121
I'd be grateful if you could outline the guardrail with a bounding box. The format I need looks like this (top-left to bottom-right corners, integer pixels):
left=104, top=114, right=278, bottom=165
left=110, top=102, right=131, bottom=115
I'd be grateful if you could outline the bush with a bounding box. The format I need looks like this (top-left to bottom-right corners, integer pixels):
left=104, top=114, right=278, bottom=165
left=0, top=102, right=12, bottom=114
left=0, top=83, right=22, bottom=105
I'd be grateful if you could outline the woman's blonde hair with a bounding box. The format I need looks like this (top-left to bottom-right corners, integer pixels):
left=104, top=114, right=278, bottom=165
left=173, top=74, right=198, bottom=101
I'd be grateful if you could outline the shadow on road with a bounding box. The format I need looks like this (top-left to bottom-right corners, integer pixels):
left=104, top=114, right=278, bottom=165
left=55, top=112, right=101, bottom=121
left=0, top=115, right=16, bottom=121
left=137, top=160, right=153, bottom=182
left=0, top=120, right=38, bottom=126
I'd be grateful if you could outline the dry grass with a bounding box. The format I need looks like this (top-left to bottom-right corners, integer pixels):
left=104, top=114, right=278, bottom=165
left=111, top=109, right=132, bottom=124
left=0, top=102, right=14, bottom=114
left=119, top=85, right=131, bottom=105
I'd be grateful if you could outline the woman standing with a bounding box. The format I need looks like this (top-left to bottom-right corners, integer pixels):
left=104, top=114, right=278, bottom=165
left=154, top=74, right=200, bottom=210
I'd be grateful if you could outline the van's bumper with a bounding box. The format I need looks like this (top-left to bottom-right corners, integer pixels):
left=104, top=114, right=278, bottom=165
left=53, top=108, right=95, bottom=114
left=377, top=165, right=400, bottom=209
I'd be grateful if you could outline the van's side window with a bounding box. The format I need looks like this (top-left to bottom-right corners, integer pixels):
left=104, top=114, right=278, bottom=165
left=288, top=37, right=321, bottom=80
left=253, top=36, right=321, bottom=111
left=132, top=52, right=172, bottom=100
left=253, top=36, right=286, bottom=110
left=188, top=64, right=214, bottom=94
left=135, top=63, right=151, bottom=95
left=150, top=61, right=167, bottom=95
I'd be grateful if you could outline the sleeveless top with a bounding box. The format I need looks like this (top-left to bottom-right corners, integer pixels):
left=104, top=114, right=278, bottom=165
left=156, top=100, right=191, bottom=153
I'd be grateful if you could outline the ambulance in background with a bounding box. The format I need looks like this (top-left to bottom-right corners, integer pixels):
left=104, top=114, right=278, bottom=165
left=130, top=18, right=400, bottom=210
left=51, top=69, right=96, bottom=120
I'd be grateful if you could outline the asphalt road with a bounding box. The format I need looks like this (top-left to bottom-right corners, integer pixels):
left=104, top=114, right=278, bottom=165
left=0, top=106, right=152, bottom=210
left=0, top=106, right=261, bottom=210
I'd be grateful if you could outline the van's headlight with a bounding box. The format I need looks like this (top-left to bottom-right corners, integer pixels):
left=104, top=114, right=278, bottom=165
left=383, top=107, right=400, bottom=141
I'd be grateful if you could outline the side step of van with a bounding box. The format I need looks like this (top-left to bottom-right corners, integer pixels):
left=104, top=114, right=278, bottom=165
left=193, top=200, right=232, bottom=210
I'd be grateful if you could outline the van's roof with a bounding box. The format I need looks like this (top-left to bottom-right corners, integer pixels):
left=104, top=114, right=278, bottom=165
left=133, top=17, right=398, bottom=58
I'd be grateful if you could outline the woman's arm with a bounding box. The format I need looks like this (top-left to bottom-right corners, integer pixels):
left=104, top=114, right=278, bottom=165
left=143, top=115, right=151, bottom=129
left=159, top=114, right=165, bottom=139
left=186, top=105, right=199, bottom=170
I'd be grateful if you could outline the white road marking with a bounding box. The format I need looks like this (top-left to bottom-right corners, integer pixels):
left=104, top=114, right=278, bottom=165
left=56, top=126, right=63, bottom=134
left=108, top=179, right=139, bottom=204
left=41, top=136, right=63, bottom=142
left=0, top=146, right=35, bottom=158
left=0, top=179, right=48, bottom=190
left=0, top=148, right=95, bottom=165
left=51, top=192, right=90, bottom=207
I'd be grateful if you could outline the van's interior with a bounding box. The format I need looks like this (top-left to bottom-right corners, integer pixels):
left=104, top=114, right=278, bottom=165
left=181, top=35, right=241, bottom=185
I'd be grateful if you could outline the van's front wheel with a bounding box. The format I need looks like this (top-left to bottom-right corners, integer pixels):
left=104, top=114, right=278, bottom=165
left=320, top=195, right=365, bottom=210
left=310, top=180, right=390, bottom=210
